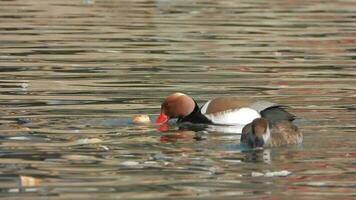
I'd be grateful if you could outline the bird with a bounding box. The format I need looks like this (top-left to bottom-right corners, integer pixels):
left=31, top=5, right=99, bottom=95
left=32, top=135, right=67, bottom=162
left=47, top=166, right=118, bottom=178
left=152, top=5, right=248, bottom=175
left=241, top=118, right=302, bottom=148
left=156, top=92, right=295, bottom=126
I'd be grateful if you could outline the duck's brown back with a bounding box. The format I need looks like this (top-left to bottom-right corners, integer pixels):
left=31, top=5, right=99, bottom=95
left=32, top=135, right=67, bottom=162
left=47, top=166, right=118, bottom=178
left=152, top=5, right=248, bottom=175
left=203, top=97, right=251, bottom=114
left=270, top=121, right=302, bottom=147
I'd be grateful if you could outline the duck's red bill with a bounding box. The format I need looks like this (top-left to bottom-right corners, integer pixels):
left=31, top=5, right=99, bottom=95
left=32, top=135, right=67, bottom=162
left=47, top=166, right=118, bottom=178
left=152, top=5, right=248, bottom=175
left=156, top=112, right=169, bottom=124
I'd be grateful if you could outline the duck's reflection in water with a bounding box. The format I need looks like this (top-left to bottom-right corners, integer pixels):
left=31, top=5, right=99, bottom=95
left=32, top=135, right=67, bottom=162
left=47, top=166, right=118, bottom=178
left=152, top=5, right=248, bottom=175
left=241, top=149, right=271, bottom=164
left=158, top=125, right=273, bottom=164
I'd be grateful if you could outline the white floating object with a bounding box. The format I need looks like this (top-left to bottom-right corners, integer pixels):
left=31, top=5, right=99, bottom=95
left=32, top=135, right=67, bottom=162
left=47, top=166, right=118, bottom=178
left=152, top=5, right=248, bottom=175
left=9, top=136, right=31, bottom=140
left=74, top=138, right=103, bottom=145
left=251, top=172, right=265, bottom=177
left=252, top=170, right=292, bottom=177
left=121, top=161, right=140, bottom=166
left=100, top=145, right=110, bottom=151
left=268, top=170, right=292, bottom=177
left=20, top=83, right=29, bottom=89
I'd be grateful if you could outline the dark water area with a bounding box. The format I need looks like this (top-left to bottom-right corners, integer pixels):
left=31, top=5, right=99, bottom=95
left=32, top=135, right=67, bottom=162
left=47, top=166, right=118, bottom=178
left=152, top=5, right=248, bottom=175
left=0, top=0, right=355, bottom=199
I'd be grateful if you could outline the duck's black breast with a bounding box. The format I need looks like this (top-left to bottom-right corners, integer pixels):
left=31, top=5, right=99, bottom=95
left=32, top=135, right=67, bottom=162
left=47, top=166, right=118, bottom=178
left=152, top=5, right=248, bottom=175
left=178, top=102, right=212, bottom=124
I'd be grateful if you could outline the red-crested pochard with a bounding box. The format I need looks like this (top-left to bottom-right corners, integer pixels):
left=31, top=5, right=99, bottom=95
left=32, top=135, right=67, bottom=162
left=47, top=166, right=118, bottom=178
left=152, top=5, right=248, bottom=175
left=156, top=93, right=295, bottom=127
left=241, top=118, right=302, bottom=148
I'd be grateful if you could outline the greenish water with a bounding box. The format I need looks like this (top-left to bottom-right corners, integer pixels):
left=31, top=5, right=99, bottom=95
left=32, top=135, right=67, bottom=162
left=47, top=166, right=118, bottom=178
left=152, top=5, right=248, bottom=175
left=0, top=0, right=355, bottom=199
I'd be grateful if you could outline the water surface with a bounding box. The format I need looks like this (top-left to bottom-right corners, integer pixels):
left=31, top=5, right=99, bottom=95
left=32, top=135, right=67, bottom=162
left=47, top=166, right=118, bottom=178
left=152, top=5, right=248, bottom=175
left=0, top=0, right=355, bottom=199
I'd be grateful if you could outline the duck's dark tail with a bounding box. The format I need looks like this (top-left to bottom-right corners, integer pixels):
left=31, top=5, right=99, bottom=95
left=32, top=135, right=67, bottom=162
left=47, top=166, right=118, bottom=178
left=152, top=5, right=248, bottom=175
left=260, top=106, right=296, bottom=124
left=250, top=101, right=296, bottom=124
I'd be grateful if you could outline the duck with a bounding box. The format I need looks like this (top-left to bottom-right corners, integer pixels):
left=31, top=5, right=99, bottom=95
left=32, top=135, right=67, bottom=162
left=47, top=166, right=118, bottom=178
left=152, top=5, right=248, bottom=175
left=241, top=118, right=302, bottom=148
left=156, top=92, right=296, bottom=127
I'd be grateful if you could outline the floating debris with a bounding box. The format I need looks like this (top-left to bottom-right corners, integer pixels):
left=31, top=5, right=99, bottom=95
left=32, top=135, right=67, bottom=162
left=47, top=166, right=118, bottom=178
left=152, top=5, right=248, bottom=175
left=8, top=136, right=32, bottom=141
left=20, top=175, right=43, bottom=187
left=208, top=166, right=225, bottom=175
left=252, top=170, right=292, bottom=177
left=20, top=83, right=29, bottom=89
left=74, top=138, right=103, bottom=145
left=121, top=161, right=140, bottom=166
left=100, top=145, right=110, bottom=151
left=132, top=114, right=151, bottom=124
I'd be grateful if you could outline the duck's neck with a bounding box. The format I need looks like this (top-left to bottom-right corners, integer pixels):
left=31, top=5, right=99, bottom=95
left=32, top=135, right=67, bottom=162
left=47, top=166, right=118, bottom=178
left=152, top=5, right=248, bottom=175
left=178, top=102, right=212, bottom=124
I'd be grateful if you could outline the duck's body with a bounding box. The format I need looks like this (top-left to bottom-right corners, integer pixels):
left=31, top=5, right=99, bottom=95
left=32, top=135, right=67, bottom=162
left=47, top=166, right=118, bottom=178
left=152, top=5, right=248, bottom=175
left=157, top=93, right=295, bottom=126
left=201, top=98, right=260, bottom=125
left=241, top=118, right=302, bottom=148
left=200, top=97, right=295, bottom=125
left=157, top=93, right=302, bottom=147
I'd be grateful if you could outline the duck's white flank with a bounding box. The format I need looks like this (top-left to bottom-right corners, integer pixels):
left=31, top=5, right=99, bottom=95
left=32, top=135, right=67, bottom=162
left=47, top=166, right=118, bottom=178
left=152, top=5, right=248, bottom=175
left=204, top=107, right=260, bottom=125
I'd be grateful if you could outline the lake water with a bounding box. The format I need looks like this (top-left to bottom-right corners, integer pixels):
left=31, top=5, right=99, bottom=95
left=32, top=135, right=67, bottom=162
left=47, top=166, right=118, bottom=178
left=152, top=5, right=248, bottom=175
left=0, top=0, right=355, bottom=199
